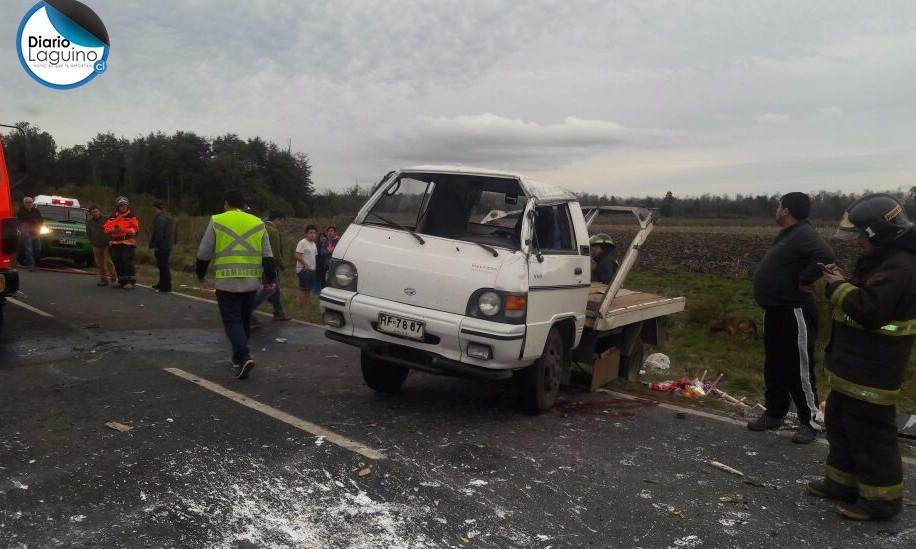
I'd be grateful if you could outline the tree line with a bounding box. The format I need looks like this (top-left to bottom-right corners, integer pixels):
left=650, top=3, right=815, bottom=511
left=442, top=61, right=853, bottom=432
left=3, top=122, right=914, bottom=220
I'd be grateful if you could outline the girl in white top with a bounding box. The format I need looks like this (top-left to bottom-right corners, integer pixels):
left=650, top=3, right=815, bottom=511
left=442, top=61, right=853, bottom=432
left=294, top=225, right=318, bottom=310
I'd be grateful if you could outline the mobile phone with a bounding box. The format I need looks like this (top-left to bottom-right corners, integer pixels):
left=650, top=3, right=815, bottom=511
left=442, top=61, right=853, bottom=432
left=817, top=262, right=830, bottom=272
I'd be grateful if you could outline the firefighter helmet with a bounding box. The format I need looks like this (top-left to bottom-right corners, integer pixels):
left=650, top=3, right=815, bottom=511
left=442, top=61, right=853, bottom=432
left=589, top=233, right=615, bottom=247
left=115, top=196, right=130, bottom=206
left=834, top=193, right=913, bottom=246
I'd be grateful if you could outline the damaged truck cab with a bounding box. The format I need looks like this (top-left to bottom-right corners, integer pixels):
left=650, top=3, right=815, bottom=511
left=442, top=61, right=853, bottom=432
left=321, top=166, right=684, bottom=413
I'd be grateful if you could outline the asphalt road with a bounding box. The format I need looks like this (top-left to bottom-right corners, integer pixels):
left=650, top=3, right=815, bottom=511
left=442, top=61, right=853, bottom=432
left=1, top=268, right=914, bottom=548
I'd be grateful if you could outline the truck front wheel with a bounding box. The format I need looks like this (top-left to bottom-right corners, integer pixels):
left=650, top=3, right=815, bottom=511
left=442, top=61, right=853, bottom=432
left=360, top=351, right=410, bottom=393
left=519, top=328, right=566, bottom=414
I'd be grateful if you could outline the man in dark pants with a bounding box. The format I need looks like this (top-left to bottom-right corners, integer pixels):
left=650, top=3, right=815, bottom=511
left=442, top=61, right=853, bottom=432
left=749, top=192, right=835, bottom=443
left=196, top=190, right=277, bottom=379
left=149, top=200, right=177, bottom=292
left=807, top=193, right=916, bottom=521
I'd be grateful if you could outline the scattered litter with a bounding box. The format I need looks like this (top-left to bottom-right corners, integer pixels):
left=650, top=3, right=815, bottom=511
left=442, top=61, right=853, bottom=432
left=105, top=421, right=133, bottom=432
left=274, top=338, right=288, bottom=343
left=708, top=460, right=744, bottom=477
left=80, top=323, right=100, bottom=329
left=719, top=495, right=744, bottom=503
left=325, top=354, right=339, bottom=358
left=138, top=304, right=145, bottom=307
left=358, top=466, right=372, bottom=477
left=643, top=353, right=671, bottom=373
left=433, top=499, right=440, bottom=507
left=12, top=480, right=28, bottom=490
left=69, top=515, right=86, bottom=523
left=166, top=418, right=174, bottom=423
left=468, top=479, right=488, bottom=487
left=643, top=479, right=660, bottom=484
left=744, top=478, right=771, bottom=488
left=648, top=370, right=755, bottom=408
left=675, top=412, right=687, bottom=419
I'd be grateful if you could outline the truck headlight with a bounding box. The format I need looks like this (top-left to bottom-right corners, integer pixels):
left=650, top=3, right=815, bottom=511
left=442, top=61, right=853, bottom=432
left=331, top=261, right=357, bottom=290
left=39, top=225, right=51, bottom=235
left=477, top=291, right=501, bottom=317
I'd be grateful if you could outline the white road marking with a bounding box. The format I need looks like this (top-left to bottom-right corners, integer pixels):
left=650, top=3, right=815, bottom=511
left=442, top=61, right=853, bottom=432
left=164, top=367, right=385, bottom=461
left=604, top=390, right=916, bottom=467
left=6, top=297, right=53, bottom=317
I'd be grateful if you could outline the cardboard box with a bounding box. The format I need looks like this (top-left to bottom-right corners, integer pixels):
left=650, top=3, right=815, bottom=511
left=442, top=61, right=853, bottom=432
left=590, top=346, right=620, bottom=390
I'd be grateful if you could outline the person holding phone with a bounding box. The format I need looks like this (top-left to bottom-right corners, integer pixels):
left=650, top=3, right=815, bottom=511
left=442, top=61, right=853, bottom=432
left=806, top=194, right=916, bottom=521
left=749, top=192, right=836, bottom=444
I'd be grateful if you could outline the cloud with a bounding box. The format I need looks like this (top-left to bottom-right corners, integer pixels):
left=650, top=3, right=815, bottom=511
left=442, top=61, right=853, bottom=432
left=380, top=114, right=682, bottom=168
left=754, top=113, right=792, bottom=126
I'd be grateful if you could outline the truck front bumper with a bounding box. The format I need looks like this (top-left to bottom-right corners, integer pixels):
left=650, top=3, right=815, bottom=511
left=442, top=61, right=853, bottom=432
left=320, top=287, right=528, bottom=373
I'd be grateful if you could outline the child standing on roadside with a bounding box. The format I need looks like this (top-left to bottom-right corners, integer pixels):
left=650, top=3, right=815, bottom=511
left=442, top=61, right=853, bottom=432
left=294, top=225, right=318, bottom=311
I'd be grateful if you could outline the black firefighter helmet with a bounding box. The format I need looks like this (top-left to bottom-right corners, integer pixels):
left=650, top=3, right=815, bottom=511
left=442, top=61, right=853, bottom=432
left=834, top=193, right=913, bottom=246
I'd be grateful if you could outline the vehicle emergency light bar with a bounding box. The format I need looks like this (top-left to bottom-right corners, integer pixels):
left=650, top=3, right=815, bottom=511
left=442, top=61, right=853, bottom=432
left=51, top=198, right=74, bottom=206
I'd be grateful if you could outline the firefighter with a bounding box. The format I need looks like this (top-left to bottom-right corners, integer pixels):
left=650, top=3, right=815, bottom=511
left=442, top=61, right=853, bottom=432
left=589, top=233, right=619, bottom=284
left=807, top=193, right=916, bottom=520
left=103, top=196, right=140, bottom=289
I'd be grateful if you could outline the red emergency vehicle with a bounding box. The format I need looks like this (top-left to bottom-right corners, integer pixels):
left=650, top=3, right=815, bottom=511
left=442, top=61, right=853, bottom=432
left=0, top=132, right=21, bottom=333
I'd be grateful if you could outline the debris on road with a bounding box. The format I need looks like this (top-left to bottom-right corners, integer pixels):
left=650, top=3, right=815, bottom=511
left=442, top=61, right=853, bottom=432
left=80, top=322, right=100, bottom=329
left=275, top=338, right=287, bottom=343
left=357, top=465, right=372, bottom=477
left=718, top=494, right=744, bottom=503
left=105, top=421, right=133, bottom=432
left=708, top=460, right=744, bottom=477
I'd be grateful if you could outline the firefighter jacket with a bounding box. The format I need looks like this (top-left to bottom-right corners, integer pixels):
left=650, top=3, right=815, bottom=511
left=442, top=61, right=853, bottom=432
left=824, top=246, right=916, bottom=405
left=103, top=209, right=140, bottom=246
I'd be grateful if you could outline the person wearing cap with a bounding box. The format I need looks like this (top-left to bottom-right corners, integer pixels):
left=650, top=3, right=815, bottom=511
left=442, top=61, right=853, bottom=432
left=16, top=196, right=43, bottom=271
left=749, top=192, right=835, bottom=444
left=589, top=233, right=619, bottom=284
left=149, top=199, right=177, bottom=293
left=196, top=190, right=277, bottom=380
left=806, top=193, right=916, bottom=521
left=103, top=196, right=140, bottom=289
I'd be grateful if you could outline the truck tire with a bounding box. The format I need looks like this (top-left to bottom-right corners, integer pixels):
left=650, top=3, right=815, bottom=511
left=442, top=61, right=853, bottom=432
left=519, top=327, right=566, bottom=414
left=620, top=338, right=644, bottom=381
left=361, top=351, right=409, bottom=393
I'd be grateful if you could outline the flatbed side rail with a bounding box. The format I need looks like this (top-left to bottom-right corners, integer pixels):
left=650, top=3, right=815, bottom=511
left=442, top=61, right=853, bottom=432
left=583, top=205, right=660, bottom=319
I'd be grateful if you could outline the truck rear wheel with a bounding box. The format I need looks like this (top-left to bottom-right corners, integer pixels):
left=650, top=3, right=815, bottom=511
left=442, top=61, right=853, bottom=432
left=519, top=328, right=566, bottom=414
left=361, top=351, right=409, bottom=393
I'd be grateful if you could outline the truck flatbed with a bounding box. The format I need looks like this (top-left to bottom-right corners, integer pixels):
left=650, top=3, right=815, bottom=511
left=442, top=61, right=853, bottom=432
left=586, top=283, right=686, bottom=332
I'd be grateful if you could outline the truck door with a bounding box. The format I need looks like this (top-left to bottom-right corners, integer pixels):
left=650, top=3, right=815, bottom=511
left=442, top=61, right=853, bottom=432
left=522, top=200, right=590, bottom=358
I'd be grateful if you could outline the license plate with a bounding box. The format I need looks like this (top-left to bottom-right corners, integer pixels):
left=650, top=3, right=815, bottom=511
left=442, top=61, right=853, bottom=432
left=377, top=313, right=425, bottom=340
left=60, top=238, right=77, bottom=246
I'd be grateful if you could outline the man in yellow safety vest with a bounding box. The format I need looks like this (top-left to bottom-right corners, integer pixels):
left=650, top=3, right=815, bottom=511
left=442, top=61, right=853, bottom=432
left=196, top=189, right=277, bottom=379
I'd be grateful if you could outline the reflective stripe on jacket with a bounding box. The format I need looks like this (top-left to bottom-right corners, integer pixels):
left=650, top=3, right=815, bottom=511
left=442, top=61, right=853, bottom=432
left=103, top=210, right=140, bottom=246
left=211, top=210, right=265, bottom=279
left=824, top=248, right=916, bottom=404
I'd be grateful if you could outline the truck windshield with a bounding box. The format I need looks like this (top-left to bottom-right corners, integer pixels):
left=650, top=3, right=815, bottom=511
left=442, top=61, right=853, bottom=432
left=37, top=205, right=88, bottom=223
left=365, top=172, right=527, bottom=250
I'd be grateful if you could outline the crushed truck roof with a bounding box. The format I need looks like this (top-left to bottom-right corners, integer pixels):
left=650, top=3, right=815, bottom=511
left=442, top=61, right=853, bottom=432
left=400, top=165, right=578, bottom=204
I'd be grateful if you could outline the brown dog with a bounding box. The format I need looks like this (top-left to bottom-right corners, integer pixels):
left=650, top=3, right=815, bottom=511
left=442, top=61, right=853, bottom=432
left=709, top=316, right=758, bottom=339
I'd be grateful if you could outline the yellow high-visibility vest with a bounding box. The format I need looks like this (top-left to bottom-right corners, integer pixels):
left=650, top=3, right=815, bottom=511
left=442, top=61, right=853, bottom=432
left=211, top=210, right=265, bottom=279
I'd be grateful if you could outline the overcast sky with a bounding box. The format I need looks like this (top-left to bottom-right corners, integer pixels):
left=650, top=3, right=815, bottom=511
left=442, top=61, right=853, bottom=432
left=4, top=0, right=916, bottom=198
